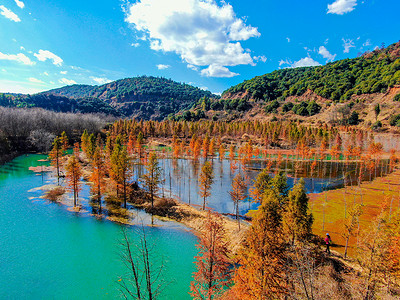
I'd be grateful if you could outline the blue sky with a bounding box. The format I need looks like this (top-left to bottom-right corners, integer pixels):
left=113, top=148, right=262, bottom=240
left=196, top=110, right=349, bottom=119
left=0, top=0, right=399, bottom=95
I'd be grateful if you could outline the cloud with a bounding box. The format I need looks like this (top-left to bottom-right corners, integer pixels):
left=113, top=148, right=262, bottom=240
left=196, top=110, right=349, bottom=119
left=342, top=38, right=355, bottom=53
left=254, top=55, right=267, bottom=63
left=0, top=5, right=21, bottom=22
left=28, top=77, right=44, bottom=84
left=42, top=72, right=49, bottom=76
left=60, top=71, right=67, bottom=74
left=131, top=42, right=140, bottom=47
left=156, top=64, right=170, bottom=70
left=14, top=0, right=25, bottom=9
left=279, top=57, right=321, bottom=68
left=34, top=50, right=63, bottom=66
left=363, top=39, right=371, bottom=47
left=90, top=76, right=112, bottom=85
left=0, top=51, right=35, bottom=65
left=200, top=64, right=239, bottom=77
left=286, top=37, right=290, bottom=43
left=125, top=0, right=260, bottom=77
left=187, top=64, right=198, bottom=71
left=59, top=78, right=77, bottom=85
left=327, top=0, right=357, bottom=15
left=318, top=46, right=336, bottom=62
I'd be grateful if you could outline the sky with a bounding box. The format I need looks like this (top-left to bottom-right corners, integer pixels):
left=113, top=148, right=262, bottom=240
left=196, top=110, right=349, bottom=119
left=0, top=0, right=399, bottom=95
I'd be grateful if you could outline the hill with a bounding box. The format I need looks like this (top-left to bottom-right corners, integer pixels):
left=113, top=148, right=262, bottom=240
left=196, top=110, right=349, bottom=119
left=175, top=41, right=400, bottom=130
left=1, top=76, right=216, bottom=120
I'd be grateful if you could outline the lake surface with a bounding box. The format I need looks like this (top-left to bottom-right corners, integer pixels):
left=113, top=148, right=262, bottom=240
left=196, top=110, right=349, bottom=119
left=0, top=154, right=198, bottom=299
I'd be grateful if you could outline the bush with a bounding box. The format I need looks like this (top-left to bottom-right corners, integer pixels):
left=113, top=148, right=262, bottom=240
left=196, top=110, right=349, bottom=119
left=394, top=93, right=400, bottom=101
left=264, top=100, right=280, bottom=113
left=347, top=111, right=360, bottom=125
left=282, top=102, right=294, bottom=112
left=389, top=114, right=400, bottom=126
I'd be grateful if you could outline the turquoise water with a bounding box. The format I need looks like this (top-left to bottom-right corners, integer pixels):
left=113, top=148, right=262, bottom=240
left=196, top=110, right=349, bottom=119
left=0, top=155, right=198, bottom=299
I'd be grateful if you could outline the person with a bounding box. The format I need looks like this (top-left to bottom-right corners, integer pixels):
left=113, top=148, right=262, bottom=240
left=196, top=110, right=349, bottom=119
left=324, top=233, right=332, bottom=254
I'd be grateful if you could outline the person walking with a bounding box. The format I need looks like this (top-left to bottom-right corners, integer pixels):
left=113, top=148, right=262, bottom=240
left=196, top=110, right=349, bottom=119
left=324, top=233, right=332, bottom=254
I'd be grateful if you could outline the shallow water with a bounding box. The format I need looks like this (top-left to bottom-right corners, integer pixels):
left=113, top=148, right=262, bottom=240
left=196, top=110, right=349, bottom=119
left=0, top=155, right=197, bottom=299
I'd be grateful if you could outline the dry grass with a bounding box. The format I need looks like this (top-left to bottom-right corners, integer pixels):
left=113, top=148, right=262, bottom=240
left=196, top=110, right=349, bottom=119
left=309, top=166, right=400, bottom=257
left=44, top=186, right=65, bottom=201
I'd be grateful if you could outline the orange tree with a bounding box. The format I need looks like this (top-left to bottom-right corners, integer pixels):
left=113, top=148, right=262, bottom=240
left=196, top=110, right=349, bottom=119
left=65, top=155, right=82, bottom=207
left=199, top=161, right=214, bottom=210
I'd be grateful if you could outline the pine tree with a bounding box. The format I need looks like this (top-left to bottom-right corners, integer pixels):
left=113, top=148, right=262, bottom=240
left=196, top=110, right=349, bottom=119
left=141, top=152, right=163, bottom=225
left=65, top=155, right=82, bottom=207
left=199, top=161, right=214, bottom=210
left=282, top=178, right=313, bottom=245
left=229, top=173, right=247, bottom=230
left=231, top=191, right=287, bottom=299
left=49, top=137, right=62, bottom=179
left=190, top=212, right=231, bottom=300
left=250, top=168, right=271, bottom=204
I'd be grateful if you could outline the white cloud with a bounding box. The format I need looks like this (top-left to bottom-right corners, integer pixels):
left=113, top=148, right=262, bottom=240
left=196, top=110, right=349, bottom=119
left=327, top=0, right=357, bottom=15
left=0, top=5, right=21, bottom=22
left=0, top=51, right=35, bottom=65
left=60, top=71, right=67, bottom=74
left=200, top=64, right=239, bottom=77
left=292, top=57, right=321, bottom=68
left=254, top=55, right=267, bottom=63
left=34, top=50, right=63, bottom=66
left=318, top=46, right=336, bottom=62
left=131, top=42, right=140, bottom=47
left=280, top=57, right=321, bottom=68
left=363, top=39, right=371, bottom=47
left=28, top=77, right=44, bottom=84
left=14, top=0, right=25, bottom=9
left=42, top=72, right=49, bottom=76
left=125, top=0, right=260, bottom=77
left=187, top=64, right=198, bottom=71
left=286, top=37, right=290, bottom=43
left=156, top=64, right=170, bottom=70
left=90, top=76, right=112, bottom=85
left=59, top=78, right=76, bottom=85
left=342, top=38, right=355, bottom=53
left=1, top=69, right=6, bottom=72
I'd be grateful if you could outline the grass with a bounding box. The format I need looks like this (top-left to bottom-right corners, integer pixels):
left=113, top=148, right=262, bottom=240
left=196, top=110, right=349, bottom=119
left=309, top=166, right=400, bottom=257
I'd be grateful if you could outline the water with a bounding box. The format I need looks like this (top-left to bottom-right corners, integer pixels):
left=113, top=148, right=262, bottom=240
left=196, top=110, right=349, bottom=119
left=156, top=157, right=389, bottom=216
left=0, top=154, right=198, bottom=299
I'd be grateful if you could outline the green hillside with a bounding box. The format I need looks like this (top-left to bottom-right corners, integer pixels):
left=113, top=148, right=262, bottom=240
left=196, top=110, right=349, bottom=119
left=224, top=42, right=400, bottom=102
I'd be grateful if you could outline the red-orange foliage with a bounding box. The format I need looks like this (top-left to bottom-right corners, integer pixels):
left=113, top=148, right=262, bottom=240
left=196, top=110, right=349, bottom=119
left=190, top=212, right=231, bottom=300
left=65, top=155, right=82, bottom=207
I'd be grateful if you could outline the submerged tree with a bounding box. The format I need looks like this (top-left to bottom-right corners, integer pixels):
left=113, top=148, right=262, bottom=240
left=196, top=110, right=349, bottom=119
left=199, top=161, right=214, bottom=210
left=141, top=152, right=163, bottom=225
left=65, top=155, right=82, bottom=207
left=229, top=173, right=248, bottom=230
left=49, top=136, right=63, bottom=179
left=90, top=145, right=106, bottom=212
left=190, top=212, right=231, bottom=300
left=250, top=168, right=271, bottom=204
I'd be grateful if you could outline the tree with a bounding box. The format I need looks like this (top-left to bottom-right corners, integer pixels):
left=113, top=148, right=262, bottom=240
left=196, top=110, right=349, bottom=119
left=229, top=173, right=247, bottom=230
left=90, top=145, right=106, bottom=212
left=231, top=191, right=287, bottom=299
left=342, top=203, right=363, bottom=258
left=65, top=155, right=82, bottom=207
left=374, top=103, right=381, bottom=120
left=199, top=161, right=214, bottom=210
left=190, top=212, right=231, bottom=300
left=110, top=136, right=132, bottom=208
left=141, top=152, right=163, bottom=225
left=118, top=227, right=166, bottom=300
left=250, top=168, right=271, bottom=204
left=282, top=179, right=313, bottom=245
left=60, top=131, right=69, bottom=153
left=49, top=137, right=63, bottom=179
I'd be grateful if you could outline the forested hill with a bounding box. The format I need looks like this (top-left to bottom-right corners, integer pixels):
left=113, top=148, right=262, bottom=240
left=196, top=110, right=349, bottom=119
left=223, top=42, right=400, bottom=101
left=0, top=76, right=216, bottom=120
left=174, top=41, right=400, bottom=129
left=43, top=76, right=216, bottom=120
